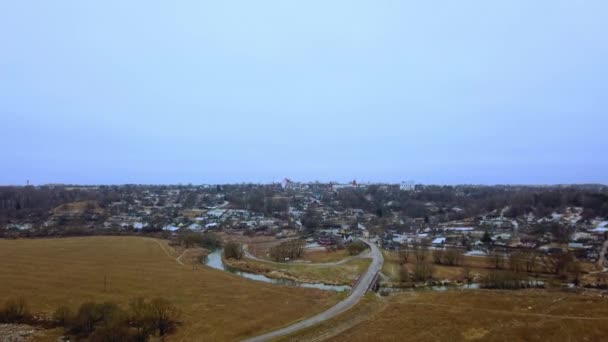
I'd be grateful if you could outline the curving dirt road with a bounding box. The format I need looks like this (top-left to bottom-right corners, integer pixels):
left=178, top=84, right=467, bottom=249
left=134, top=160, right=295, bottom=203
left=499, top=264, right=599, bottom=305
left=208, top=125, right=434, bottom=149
left=243, top=239, right=384, bottom=342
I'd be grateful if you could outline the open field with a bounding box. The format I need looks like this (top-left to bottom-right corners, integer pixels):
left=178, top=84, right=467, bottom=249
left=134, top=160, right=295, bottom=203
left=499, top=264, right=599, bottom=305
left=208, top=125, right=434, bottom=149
left=0, top=236, right=340, bottom=341
left=324, top=290, right=608, bottom=342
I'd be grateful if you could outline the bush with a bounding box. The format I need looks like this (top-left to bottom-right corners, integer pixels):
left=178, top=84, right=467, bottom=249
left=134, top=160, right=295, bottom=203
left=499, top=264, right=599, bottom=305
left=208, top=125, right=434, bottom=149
left=224, top=241, right=244, bottom=260
left=400, top=264, right=411, bottom=283
left=269, top=239, right=305, bottom=262
left=200, top=232, right=222, bottom=250
left=61, top=297, right=180, bottom=341
left=347, top=240, right=367, bottom=256
left=53, top=306, right=72, bottom=326
left=149, top=297, right=181, bottom=336
left=177, top=230, right=202, bottom=248
left=129, top=297, right=155, bottom=342
left=0, top=297, right=30, bottom=323
left=432, top=248, right=463, bottom=266
left=88, top=323, right=131, bottom=342
left=480, top=270, right=535, bottom=289
left=412, top=260, right=435, bottom=282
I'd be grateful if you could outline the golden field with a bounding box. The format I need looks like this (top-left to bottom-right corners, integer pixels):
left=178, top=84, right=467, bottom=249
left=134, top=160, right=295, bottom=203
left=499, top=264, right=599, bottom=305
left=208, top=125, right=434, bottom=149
left=0, top=236, right=340, bottom=341
left=323, top=290, right=608, bottom=342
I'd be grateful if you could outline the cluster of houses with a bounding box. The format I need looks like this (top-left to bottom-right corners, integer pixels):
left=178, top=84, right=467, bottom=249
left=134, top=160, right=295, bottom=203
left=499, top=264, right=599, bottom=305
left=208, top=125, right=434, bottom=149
left=3, top=183, right=607, bottom=268
left=380, top=213, right=608, bottom=263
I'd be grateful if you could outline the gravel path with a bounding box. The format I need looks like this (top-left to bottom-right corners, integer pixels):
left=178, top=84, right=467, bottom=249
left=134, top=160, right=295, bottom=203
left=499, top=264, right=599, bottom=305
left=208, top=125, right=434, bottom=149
left=242, top=239, right=384, bottom=342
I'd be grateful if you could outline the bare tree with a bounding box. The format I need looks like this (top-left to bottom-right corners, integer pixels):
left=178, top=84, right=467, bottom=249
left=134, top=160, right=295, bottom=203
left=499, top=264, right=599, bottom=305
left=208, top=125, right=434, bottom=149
left=541, top=252, right=575, bottom=275
left=400, top=263, right=410, bottom=283
left=413, top=260, right=435, bottom=281
left=488, top=251, right=505, bottom=269
left=509, top=251, right=526, bottom=273
left=444, top=249, right=463, bottom=266
left=128, top=297, right=154, bottom=342
left=398, top=244, right=410, bottom=264
left=461, top=265, right=471, bottom=282
left=413, top=243, right=428, bottom=263
left=224, top=241, right=244, bottom=260
left=524, top=250, right=539, bottom=273
left=149, top=298, right=181, bottom=336
left=432, top=248, right=444, bottom=265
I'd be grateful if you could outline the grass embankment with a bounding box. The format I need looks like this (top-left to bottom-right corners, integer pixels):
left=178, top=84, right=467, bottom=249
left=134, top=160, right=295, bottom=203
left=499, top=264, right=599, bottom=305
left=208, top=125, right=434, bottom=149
left=225, top=257, right=371, bottom=286
left=0, top=236, right=340, bottom=341
left=308, top=290, right=608, bottom=342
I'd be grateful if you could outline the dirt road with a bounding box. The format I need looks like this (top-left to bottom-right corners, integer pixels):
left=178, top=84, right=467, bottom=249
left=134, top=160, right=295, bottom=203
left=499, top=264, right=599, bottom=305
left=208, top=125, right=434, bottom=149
left=242, top=239, right=384, bottom=342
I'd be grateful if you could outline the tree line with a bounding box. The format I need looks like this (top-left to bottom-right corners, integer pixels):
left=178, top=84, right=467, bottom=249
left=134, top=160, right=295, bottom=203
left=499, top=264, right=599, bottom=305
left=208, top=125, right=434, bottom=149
left=1, top=296, right=181, bottom=341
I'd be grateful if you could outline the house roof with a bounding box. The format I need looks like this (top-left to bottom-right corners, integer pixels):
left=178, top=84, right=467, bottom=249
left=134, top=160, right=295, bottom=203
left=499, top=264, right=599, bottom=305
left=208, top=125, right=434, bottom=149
left=432, top=237, right=446, bottom=244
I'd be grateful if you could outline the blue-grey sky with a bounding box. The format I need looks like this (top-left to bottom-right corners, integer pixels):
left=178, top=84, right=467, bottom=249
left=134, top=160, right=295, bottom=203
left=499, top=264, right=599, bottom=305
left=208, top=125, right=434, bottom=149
left=1, top=1, right=607, bottom=185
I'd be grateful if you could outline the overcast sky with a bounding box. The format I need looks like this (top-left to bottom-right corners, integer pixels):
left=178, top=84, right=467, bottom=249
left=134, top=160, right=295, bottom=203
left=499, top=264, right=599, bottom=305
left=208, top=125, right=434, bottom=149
left=1, top=1, right=607, bottom=185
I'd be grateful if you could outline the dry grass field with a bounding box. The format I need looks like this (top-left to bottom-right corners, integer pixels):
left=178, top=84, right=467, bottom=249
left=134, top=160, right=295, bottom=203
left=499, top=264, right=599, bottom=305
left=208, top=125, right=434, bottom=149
left=0, top=236, right=340, bottom=341
left=227, top=257, right=370, bottom=286
left=302, top=249, right=350, bottom=263
left=325, top=290, right=608, bottom=342
left=276, top=294, right=386, bottom=342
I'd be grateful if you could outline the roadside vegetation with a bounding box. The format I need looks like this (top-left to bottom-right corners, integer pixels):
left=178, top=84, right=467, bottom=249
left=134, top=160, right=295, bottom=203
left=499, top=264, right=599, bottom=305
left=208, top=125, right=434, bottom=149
left=346, top=240, right=368, bottom=255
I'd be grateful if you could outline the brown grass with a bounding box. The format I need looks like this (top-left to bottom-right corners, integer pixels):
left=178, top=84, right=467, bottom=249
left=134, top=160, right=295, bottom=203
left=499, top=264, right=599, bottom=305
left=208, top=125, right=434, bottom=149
left=276, top=294, right=386, bottom=342
left=381, top=250, right=578, bottom=285
left=226, top=257, right=370, bottom=286
left=52, top=200, right=103, bottom=214
left=303, top=249, right=350, bottom=263
left=326, top=290, right=608, bottom=342
left=0, top=236, right=340, bottom=341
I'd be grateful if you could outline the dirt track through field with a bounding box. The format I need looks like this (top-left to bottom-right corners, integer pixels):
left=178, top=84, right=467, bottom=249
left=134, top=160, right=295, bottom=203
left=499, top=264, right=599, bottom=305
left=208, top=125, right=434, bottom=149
left=150, top=238, right=186, bottom=266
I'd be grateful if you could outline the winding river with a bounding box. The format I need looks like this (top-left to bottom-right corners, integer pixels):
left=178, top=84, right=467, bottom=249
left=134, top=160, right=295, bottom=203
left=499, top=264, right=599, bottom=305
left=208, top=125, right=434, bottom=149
left=202, top=249, right=351, bottom=292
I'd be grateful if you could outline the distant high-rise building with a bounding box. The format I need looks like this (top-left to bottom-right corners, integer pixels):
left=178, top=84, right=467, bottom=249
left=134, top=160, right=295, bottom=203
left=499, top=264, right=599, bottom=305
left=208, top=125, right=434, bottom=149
left=400, top=181, right=415, bottom=191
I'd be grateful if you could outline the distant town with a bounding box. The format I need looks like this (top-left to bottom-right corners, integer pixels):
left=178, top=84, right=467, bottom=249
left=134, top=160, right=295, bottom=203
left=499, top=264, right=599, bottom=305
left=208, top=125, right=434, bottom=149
left=3, top=182, right=608, bottom=340
left=3, top=181, right=608, bottom=284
